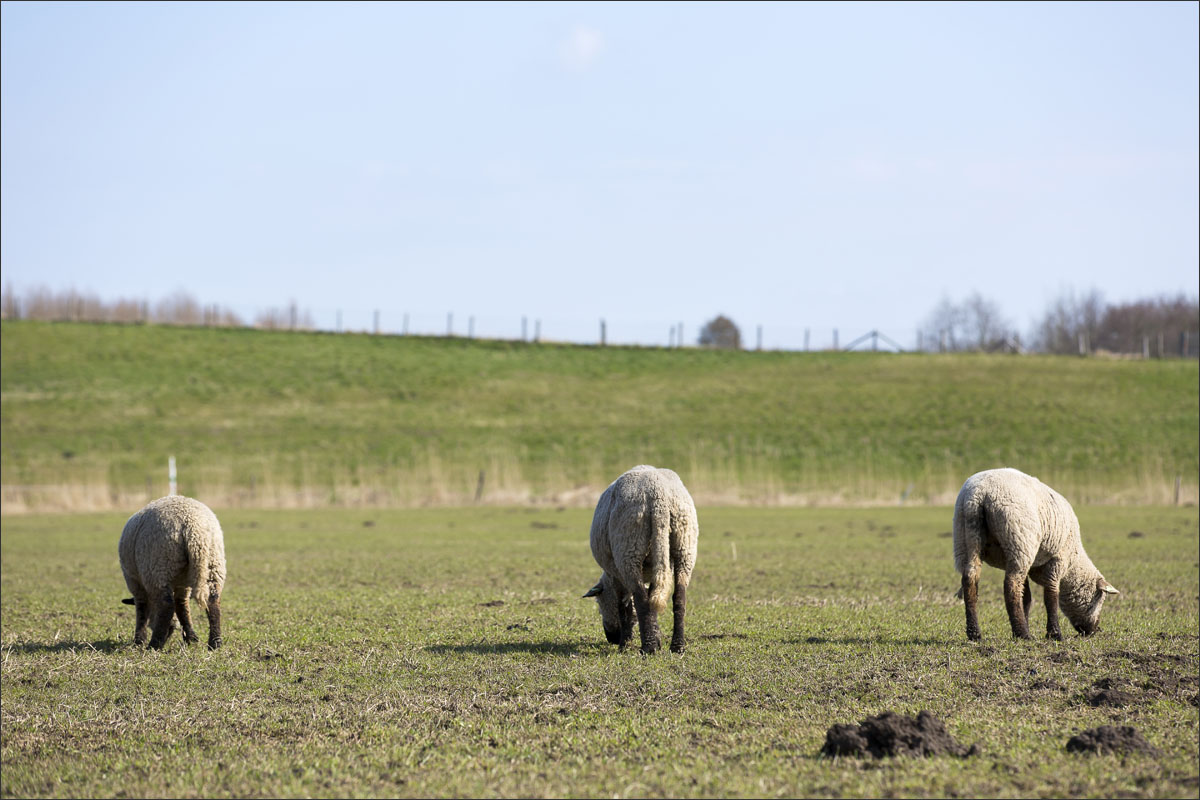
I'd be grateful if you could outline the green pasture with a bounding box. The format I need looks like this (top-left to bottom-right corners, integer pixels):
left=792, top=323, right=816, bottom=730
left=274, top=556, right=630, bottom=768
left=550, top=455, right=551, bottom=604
left=1, top=321, right=1197, bottom=510
left=1, top=505, right=1196, bottom=798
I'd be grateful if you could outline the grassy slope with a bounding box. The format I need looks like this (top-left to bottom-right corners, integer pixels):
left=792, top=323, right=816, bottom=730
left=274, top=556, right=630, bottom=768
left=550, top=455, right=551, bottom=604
left=0, top=506, right=1196, bottom=798
left=1, top=320, right=1197, bottom=510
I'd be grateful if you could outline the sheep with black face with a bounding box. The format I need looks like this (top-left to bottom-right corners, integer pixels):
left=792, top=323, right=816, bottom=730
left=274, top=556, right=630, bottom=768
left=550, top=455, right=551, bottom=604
left=583, top=466, right=698, bottom=654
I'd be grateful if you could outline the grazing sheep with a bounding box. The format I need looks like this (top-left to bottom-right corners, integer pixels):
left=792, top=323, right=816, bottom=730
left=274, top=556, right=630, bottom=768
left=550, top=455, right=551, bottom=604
left=953, top=468, right=1118, bottom=641
left=119, top=495, right=226, bottom=650
left=582, top=465, right=698, bottom=654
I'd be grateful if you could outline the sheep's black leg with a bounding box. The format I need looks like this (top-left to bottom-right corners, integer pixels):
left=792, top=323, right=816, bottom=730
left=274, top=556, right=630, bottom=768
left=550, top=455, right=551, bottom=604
left=174, top=593, right=200, bottom=644
left=1043, top=584, right=1063, bottom=640
left=670, top=580, right=687, bottom=654
left=962, top=574, right=981, bottom=641
left=205, top=592, right=222, bottom=650
left=1003, top=570, right=1032, bottom=639
left=147, top=588, right=177, bottom=650
left=1022, top=579, right=1032, bottom=622
left=629, top=583, right=659, bottom=655
left=133, top=597, right=150, bottom=647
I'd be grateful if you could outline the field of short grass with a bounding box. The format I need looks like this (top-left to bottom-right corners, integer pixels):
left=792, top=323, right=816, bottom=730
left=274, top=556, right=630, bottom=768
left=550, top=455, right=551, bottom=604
left=2, top=505, right=1196, bottom=798
left=2, top=321, right=1197, bottom=511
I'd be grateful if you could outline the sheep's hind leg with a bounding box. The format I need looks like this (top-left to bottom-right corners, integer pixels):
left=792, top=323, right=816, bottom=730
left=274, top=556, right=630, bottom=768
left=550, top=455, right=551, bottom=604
left=147, top=588, right=177, bottom=650
left=962, top=574, right=981, bottom=641
left=174, top=592, right=200, bottom=644
left=669, top=580, right=687, bottom=654
left=205, top=592, right=223, bottom=650
left=1022, top=579, right=1032, bottom=622
left=1003, top=570, right=1032, bottom=640
left=629, top=583, right=660, bottom=655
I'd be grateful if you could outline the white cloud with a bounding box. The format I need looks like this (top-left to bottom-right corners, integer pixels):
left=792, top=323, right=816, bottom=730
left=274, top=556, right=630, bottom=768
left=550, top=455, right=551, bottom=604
left=559, top=25, right=604, bottom=70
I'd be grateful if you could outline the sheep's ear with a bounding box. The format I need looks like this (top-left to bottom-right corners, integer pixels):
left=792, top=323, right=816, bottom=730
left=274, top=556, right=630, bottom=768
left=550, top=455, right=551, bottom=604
left=1098, top=578, right=1120, bottom=595
left=582, top=583, right=603, bottom=598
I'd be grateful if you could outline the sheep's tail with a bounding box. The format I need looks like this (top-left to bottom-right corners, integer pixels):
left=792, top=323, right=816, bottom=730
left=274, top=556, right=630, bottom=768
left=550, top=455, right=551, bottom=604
left=184, top=528, right=211, bottom=611
left=646, top=505, right=673, bottom=614
left=953, top=487, right=985, bottom=589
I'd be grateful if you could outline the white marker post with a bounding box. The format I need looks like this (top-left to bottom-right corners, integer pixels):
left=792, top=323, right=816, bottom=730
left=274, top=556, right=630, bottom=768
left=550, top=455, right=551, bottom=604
left=169, top=456, right=177, bottom=496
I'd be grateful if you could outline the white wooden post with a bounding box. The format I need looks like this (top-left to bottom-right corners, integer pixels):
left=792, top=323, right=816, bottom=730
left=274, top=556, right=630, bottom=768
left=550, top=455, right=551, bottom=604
left=168, top=456, right=177, bottom=496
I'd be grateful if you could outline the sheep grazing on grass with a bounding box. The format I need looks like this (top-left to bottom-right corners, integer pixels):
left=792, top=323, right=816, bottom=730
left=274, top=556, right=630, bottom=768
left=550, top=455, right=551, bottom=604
left=953, top=468, right=1118, bottom=641
left=119, top=495, right=226, bottom=650
left=583, top=465, right=698, bottom=654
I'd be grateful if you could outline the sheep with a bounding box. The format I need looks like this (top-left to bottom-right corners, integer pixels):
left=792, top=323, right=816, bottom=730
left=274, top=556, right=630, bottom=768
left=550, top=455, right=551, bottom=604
left=582, top=465, right=698, bottom=654
left=118, top=495, right=226, bottom=650
left=953, top=468, right=1118, bottom=641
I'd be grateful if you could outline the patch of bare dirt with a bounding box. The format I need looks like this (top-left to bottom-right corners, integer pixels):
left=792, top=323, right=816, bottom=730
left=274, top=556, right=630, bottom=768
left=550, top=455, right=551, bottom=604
left=820, top=711, right=979, bottom=758
left=1066, top=725, right=1159, bottom=756
left=1084, top=676, right=1137, bottom=705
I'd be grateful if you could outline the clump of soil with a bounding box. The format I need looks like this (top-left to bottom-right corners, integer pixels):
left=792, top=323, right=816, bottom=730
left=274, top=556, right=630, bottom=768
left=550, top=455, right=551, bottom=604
left=1066, top=725, right=1158, bottom=756
left=1088, top=678, right=1138, bottom=707
left=820, top=711, right=978, bottom=758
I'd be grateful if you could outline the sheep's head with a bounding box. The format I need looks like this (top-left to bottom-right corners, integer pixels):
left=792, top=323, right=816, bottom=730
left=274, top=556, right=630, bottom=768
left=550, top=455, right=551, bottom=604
left=582, top=573, right=623, bottom=645
left=1062, top=574, right=1120, bottom=635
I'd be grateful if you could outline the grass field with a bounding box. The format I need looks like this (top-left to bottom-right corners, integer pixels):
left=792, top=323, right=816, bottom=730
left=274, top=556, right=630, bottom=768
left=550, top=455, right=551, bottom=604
left=1, top=321, right=1197, bottom=511
left=1, top=505, right=1196, bottom=798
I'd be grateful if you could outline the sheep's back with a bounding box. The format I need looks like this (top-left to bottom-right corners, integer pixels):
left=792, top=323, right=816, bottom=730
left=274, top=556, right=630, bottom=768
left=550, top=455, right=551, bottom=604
left=962, top=468, right=1079, bottom=568
left=119, top=496, right=223, bottom=594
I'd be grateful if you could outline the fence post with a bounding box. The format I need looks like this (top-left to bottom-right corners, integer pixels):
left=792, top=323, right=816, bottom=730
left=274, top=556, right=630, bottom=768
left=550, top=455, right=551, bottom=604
left=534, top=319, right=541, bottom=342
left=447, top=312, right=453, bottom=336
left=468, top=316, right=475, bottom=339
left=168, top=456, right=177, bottom=496
left=833, top=329, right=839, bottom=350
left=1175, top=475, right=1181, bottom=506
left=1142, top=335, right=1149, bottom=359
left=756, top=325, right=762, bottom=351
left=522, top=316, right=527, bottom=341
left=337, top=310, right=342, bottom=332
left=678, top=322, right=683, bottom=347
left=600, top=319, right=606, bottom=346
left=403, top=313, right=409, bottom=335
left=804, top=329, right=810, bottom=351
left=374, top=310, right=380, bottom=335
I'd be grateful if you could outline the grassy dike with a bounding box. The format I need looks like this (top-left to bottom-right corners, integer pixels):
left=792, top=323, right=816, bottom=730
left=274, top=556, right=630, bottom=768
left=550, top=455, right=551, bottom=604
left=1, top=320, right=1196, bottom=511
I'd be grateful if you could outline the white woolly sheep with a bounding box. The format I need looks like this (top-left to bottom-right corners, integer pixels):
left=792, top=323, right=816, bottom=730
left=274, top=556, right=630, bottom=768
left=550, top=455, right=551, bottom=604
left=583, top=465, right=699, bottom=654
left=119, top=495, right=226, bottom=650
left=953, top=468, right=1118, bottom=641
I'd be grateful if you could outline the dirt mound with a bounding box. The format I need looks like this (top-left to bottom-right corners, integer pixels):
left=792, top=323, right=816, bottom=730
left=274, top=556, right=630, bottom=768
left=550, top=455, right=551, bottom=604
left=821, top=711, right=978, bottom=758
left=1088, top=679, right=1138, bottom=707
left=1066, top=726, right=1159, bottom=756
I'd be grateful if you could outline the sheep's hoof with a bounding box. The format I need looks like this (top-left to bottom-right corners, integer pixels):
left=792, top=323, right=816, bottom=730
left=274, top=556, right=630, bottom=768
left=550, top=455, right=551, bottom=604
left=670, top=643, right=685, bottom=654
left=1046, top=631, right=1063, bottom=641
left=207, top=638, right=223, bottom=651
left=966, top=630, right=981, bottom=642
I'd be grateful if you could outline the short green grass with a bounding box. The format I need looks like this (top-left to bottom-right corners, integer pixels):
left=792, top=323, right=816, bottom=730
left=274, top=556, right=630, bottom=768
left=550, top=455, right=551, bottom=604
left=1, top=321, right=1197, bottom=510
left=2, top=506, right=1196, bottom=798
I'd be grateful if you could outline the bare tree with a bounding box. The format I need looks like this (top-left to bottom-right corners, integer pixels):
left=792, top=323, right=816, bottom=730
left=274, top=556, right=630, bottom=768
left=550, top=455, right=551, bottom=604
left=698, top=314, right=742, bottom=349
left=919, top=293, right=1013, bottom=351
left=1031, top=288, right=1105, bottom=354
left=1095, top=294, right=1199, bottom=357
left=255, top=300, right=315, bottom=331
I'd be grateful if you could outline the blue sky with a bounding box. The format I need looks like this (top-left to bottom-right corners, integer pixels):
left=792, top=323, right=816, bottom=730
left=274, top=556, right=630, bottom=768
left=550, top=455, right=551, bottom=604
left=2, top=1, right=1197, bottom=348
